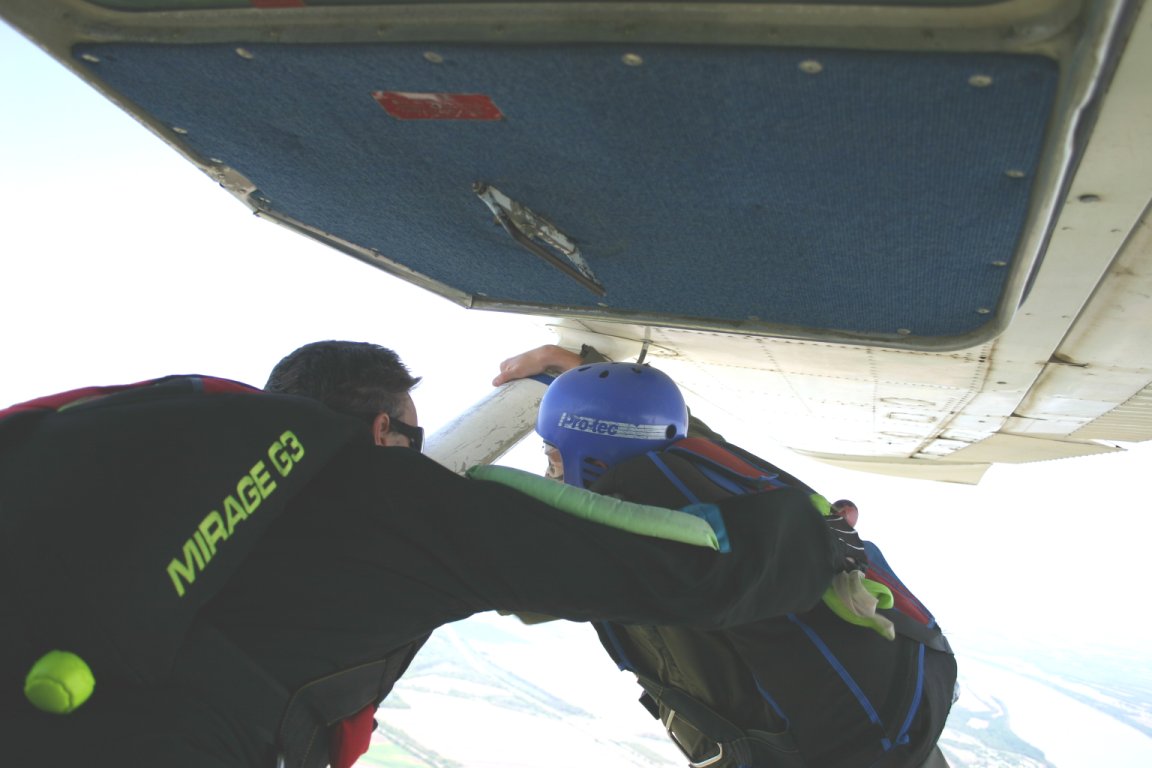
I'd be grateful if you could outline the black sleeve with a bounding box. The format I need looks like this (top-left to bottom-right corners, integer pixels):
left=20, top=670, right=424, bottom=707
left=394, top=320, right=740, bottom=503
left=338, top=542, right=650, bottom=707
left=357, top=448, right=836, bottom=629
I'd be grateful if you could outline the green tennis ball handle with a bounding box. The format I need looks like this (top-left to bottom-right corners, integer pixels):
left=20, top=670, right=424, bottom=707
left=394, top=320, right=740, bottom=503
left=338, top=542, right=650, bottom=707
left=24, top=650, right=95, bottom=714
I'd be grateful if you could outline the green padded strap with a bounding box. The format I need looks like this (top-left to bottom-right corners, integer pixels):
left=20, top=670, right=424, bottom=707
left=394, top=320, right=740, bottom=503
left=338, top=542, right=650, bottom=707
left=467, top=465, right=720, bottom=551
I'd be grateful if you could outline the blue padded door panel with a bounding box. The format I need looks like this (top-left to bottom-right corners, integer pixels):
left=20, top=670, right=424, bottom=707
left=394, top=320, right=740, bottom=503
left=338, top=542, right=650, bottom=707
left=75, top=42, right=1057, bottom=341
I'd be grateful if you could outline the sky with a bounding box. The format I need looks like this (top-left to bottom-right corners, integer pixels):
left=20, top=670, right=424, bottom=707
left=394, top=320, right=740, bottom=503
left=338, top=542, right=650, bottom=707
left=3, top=17, right=1151, bottom=764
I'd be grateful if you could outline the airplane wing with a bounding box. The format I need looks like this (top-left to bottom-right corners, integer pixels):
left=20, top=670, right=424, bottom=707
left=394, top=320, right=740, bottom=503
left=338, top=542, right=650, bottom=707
left=3, top=0, right=1149, bottom=484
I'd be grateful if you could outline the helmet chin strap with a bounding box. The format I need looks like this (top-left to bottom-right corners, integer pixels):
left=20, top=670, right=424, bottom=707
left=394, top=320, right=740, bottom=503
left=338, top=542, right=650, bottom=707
left=575, top=457, right=606, bottom=489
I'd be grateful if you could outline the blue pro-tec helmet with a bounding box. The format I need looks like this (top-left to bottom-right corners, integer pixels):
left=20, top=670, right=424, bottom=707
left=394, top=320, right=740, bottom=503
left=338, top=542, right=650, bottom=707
left=537, top=362, right=688, bottom=488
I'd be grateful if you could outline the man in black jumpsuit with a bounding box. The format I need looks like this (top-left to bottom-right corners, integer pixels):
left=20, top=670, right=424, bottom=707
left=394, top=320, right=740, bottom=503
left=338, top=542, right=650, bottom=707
left=0, top=344, right=848, bottom=768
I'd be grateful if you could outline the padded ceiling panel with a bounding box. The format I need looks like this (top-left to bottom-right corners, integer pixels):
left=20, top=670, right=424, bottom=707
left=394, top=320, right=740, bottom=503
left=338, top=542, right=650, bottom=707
left=76, top=42, right=1057, bottom=339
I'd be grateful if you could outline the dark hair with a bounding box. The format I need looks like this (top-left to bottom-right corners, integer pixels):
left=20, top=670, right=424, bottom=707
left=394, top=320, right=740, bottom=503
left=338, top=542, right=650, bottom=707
left=265, top=340, right=421, bottom=418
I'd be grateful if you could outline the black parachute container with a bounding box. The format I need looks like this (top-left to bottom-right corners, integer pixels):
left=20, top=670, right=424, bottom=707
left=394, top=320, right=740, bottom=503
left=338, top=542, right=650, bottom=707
left=0, top=376, right=362, bottom=686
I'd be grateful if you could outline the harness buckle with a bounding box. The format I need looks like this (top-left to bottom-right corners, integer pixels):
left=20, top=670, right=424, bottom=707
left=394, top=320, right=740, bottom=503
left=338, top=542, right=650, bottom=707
left=663, top=708, right=725, bottom=768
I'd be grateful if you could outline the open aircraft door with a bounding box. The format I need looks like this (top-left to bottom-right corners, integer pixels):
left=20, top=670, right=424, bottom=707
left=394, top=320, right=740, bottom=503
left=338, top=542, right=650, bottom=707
left=3, top=0, right=1150, bottom=482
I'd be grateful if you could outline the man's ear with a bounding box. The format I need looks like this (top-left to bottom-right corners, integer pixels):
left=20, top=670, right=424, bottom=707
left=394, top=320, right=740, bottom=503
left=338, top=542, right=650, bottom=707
left=371, top=412, right=391, bottom=447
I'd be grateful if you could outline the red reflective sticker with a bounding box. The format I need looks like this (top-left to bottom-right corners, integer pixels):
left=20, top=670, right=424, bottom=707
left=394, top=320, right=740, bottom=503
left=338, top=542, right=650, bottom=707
left=373, top=91, right=504, bottom=121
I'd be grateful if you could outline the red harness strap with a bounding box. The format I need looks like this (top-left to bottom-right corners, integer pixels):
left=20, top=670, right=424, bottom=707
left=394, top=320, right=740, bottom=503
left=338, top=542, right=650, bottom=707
left=329, top=705, right=376, bottom=768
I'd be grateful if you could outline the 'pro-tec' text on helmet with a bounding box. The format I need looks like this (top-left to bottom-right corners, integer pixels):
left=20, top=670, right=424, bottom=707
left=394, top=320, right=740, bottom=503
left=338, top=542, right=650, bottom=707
left=537, top=363, right=688, bottom=488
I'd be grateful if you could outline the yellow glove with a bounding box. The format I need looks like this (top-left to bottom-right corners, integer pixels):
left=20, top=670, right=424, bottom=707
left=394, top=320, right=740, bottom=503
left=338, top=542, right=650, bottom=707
left=823, top=571, right=896, bottom=640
